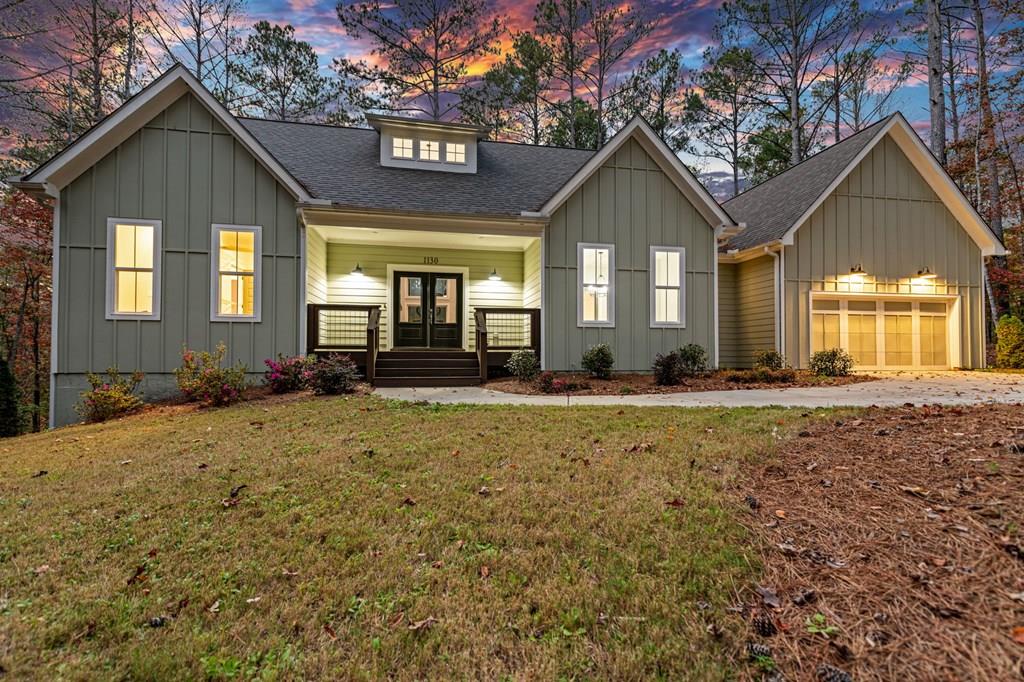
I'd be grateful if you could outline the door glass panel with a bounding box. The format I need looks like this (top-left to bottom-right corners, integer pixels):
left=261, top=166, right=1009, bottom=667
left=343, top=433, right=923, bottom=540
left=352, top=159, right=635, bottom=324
left=400, top=276, right=423, bottom=323
left=433, top=277, right=457, bottom=323
left=812, top=313, right=840, bottom=352
left=847, top=314, right=877, bottom=365
left=884, top=314, right=913, bottom=366
left=920, top=315, right=947, bottom=366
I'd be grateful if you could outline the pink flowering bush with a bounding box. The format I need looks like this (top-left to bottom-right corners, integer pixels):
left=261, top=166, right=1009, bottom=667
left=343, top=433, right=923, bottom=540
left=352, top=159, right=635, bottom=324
left=304, top=353, right=360, bottom=395
left=174, top=342, right=248, bottom=406
left=263, top=354, right=315, bottom=393
left=76, top=368, right=144, bottom=422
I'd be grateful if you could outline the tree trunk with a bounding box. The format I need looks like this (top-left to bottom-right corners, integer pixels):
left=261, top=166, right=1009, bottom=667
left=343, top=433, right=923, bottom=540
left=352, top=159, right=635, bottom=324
left=972, top=0, right=1002, bottom=241
left=943, top=14, right=960, bottom=146
left=123, top=0, right=135, bottom=102
left=790, top=68, right=800, bottom=165
left=90, top=0, right=102, bottom=123
left=926, top=0, right=947, bottom=163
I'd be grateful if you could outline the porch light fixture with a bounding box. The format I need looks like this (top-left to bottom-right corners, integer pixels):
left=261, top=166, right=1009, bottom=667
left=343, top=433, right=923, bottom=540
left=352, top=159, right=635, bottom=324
left=488, top=268, right=501, bottom=281
left=351, top=263, right=364, bottom=276
left=915, top=266, right=937, bottom=279
left=849, top=264, right=868, bottom=279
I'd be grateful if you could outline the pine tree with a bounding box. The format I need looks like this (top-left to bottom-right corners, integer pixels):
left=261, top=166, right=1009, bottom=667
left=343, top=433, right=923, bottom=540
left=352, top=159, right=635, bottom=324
left=0, top=358, right=21, bottom=437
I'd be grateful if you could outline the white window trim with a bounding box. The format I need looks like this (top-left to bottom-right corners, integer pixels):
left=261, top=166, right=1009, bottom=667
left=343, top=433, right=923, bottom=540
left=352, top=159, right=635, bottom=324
left=577, top=242, right=615, bottom=328
left=210, top=223, right=263, bottom=323
left=444, top=141, right=467, bottom=165
left=391, top=137, right=414, bottom=160
left=649, top=245, right=686, bottom=328
left=105, top=217, right=162, bottom=321
left=418, top=139, right=441, bottom=163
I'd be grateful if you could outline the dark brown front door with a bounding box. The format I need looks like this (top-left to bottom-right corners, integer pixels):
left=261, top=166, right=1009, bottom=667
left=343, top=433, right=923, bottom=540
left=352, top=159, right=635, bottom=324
left=393, top=272, right=463, bottom=348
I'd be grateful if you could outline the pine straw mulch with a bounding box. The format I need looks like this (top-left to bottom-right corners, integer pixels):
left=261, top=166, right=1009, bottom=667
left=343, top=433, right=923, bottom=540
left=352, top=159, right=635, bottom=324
left=737, top=403, right=1024, bottom=681
left=486, top=371, right=873, bottom=396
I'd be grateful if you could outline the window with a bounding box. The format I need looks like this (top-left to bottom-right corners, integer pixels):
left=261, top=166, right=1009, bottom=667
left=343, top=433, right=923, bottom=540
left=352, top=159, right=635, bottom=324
left=211, top=224, right=261, bottom=322
left=577, top=243, right=614, bottom=326
left=106, top=218, right=161, bottom=320
left=649, top=246, right=685, bottom=327
left=445, top=142, right=466, bottom=164
left=420, top=140, right=440, bottom=161
left=392, top=137, right=413, bottom=159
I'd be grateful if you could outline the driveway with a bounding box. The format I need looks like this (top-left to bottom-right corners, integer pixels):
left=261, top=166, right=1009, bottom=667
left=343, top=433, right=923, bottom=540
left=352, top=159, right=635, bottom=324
left=374, top=371, right=1024, bottom=408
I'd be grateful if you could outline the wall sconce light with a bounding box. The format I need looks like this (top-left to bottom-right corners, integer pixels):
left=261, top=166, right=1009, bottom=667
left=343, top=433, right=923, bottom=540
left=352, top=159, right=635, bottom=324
left=915, top=266, right=937, bottom=279
left=849, top=264, right=867, bottom=278
left=351, top=263, right=364, bottom=276
left=488, top=268, right=501, bottom=281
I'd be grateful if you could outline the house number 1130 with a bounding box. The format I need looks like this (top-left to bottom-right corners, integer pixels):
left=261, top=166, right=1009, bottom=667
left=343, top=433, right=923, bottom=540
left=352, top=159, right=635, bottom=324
left=423, top=256, right=439, bottom=265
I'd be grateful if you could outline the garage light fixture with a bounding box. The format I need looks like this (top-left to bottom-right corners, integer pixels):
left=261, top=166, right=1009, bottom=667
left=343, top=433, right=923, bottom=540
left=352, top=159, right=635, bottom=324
left=849, top=264, right=868, bottom=279
left=488, top=268, right=502, bottom=281
left=351, top=263, right=364, bottom=277
left=914, top=267, right=937, bottom=279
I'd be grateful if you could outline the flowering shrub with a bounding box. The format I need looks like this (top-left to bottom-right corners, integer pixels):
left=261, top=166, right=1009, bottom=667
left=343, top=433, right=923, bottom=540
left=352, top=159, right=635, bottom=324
left=505, top=349, right=540, bottom=382
left=264, top=354, right=315, bottom=393
left=175, top=343, right=248, bottom=406
left=76, top=368, right=144, bottom=422
left=304, top=354, right=360, bottom=395
left=537, top=370, right=556, bottom=393
left=537, top=371, right=589, bottom=393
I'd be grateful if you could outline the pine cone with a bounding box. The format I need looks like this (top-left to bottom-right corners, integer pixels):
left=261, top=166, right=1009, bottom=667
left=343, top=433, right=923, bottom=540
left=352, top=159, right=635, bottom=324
left=752, top=612, right=777, bottom=637
left=746, top=641, right=772, bottom=660
left=816, top=664, right=852, bottom=682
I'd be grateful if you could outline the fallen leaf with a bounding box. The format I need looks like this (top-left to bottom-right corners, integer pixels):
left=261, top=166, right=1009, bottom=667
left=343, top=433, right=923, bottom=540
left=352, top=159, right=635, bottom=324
left=401, top=497, right=416, bottom=507
left=623, top=442, right=653, bottom=454
left=774, top=510, right=787, bottom=519
left=408, top=616, right=438, bottom=631
left=450, top=449, right=460, bottom=457
left=197, top=463, right=208, bottom=470
left=126, top=565, right=147, bottom=586
left=282, top=568, right=299, bottom=577
left=31, top=470, right=47, bottom=478
left=323, top=623, right=337, bottom=641
left=665, top=498, right=686, bottom=508
left=229, top=484, right=247, bottom=498
left=119, top=459, right=132, bottom=465
left=221, top=497, right=239, bottom=508
left=479, top=565, right=490, bottom=578
left=246, top=596, right=261, bottom=604
left=208, top=600, right=220, bottom=614
left=755, top=585, right=781, bottom=609
left=478, top=486, right=491, bottom=496
left=899, top=485, right=930, bottom=498
left=33, top=564, right=51, bottom=576
left=1013, top=626, right=1024, bottom=644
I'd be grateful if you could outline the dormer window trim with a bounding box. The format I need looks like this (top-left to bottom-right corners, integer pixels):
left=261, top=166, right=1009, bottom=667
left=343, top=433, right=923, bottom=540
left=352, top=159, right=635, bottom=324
left=370, top=114, right=484, bottom=174
left=419, top=139, right=441, bottom=162
left=445, top=142, right=467, bottom=165
left=392, top=137, right=414, bottom=159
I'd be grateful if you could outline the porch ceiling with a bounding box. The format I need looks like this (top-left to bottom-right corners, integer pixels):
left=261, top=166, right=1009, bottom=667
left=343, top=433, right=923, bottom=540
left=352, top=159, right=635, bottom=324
left=309, top=224, right=538, bottom=252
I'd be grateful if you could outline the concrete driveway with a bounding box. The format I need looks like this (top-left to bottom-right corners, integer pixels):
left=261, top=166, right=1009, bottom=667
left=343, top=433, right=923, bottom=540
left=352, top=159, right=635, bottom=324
left=374, top=372, right=1024, bottom=408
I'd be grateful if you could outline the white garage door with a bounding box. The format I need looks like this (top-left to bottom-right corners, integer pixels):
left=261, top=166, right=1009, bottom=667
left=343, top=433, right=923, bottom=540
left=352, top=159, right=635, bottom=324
left=811, top=297, right=953, bottom=370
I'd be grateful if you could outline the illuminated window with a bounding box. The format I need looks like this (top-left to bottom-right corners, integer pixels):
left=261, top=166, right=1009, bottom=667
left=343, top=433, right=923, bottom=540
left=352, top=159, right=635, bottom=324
left=392, top=137, right=413, bottom=159
left=211, top=224, right=261, bottom=321
left=420, top=140, right=440, bottom=161
left=106, top=218, right=161, bottom=319
left=650, top=246, right=685, bottom=327
left=445, top=142, right=466, bottom=163
left=577, top=243, right=614, bottom=326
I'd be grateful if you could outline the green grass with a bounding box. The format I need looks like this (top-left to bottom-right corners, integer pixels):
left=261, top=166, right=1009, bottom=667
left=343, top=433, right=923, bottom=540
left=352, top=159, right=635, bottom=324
left=0, top=396, right=812, bottom=680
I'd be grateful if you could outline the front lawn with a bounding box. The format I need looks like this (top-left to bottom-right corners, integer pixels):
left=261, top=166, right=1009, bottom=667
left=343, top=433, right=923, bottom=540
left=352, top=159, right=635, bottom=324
left=0, top=396, right=804, bottom=680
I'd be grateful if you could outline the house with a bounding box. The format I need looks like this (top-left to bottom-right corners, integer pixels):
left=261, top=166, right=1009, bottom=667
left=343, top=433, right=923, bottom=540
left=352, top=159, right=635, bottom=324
left=9, top=66, right=1005, bottom=427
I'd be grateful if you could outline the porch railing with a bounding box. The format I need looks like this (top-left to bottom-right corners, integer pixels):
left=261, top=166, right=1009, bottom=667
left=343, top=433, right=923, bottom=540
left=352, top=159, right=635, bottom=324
left=474, top=307, right=541, bottom=383
left=306, top=304, right=381, bottom=382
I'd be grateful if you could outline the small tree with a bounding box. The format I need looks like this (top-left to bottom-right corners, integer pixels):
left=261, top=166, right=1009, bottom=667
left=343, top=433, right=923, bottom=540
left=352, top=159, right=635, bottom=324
left=995, top=315, right=1024, bottom=369
left=0, top=358, right=21, bottom=437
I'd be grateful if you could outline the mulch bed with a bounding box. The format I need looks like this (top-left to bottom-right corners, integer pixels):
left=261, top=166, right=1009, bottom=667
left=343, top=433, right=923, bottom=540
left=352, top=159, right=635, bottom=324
left=737, top=403, right=1024, bottom=681
left=486, top=371, right=874, bottom=396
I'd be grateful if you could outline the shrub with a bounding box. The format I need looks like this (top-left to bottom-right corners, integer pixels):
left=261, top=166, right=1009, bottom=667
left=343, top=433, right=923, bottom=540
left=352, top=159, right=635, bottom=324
left=996, top=315, right=1024, bottom=369
left=264, top=354, right=315, bottom=393
left=537, top=371, right=556, bottom=393
left=76, top=368, right=144, bottom=423
left=653, top=351, right=683, bottom=386
left=505, top=349, right=540, bottom=382
left=753, top=349, right=786, bottom=371
left=175, top=343, right=248, bottom=406
left=305, top=353, right=360, bottom=395
left=677, top=343, right=708, bottom=377
left=581, top=343, right=614, bottom=379
left=723, top=368, right=797, bottom=384
left=0, top=358, right=19, bottom=436
left=809, top=348, right=855, bottom=377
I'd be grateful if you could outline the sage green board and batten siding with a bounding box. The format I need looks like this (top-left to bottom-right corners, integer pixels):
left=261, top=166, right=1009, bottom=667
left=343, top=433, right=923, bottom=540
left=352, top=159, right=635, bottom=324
left=54, top=92, right=301, bottom=425
left=718, top=256, right=776, bottom=368
left=543, top=137, right=717, bottom=371
left=783, top=132, right=983, bottom=368
left=323, top=242, right=528, bottom=350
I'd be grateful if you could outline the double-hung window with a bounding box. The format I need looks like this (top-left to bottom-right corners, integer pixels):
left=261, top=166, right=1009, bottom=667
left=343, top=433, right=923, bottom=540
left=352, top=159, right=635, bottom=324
left=211, top=224, right=261, bottom=322
left=577, top=243, right=614, bottom=326
left=650, top=246, right=685, bottom=327
left=106, top=218, right=161, bottom=320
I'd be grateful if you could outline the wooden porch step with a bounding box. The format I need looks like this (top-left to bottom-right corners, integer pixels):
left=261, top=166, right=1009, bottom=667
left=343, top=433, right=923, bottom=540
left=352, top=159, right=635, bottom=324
left=376, top=358, right=478, bottom=369
left=374, top=376, right=480, bottom=388
left=375, top=366, right=480, bottom=378
left=377, top=350, right=475, bottom=360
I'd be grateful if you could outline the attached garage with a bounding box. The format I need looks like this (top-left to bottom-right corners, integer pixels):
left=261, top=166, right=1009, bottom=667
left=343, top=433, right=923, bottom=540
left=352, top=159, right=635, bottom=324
left=810, top=295, right=959, bottom=370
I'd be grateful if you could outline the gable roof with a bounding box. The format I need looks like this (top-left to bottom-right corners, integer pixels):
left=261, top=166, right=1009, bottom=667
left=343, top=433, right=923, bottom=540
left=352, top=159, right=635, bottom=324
left=723, top=113, right=1005, bottom=256
left=12, top=65, right=312, bottom=201
left=537, top=117, right=737, bottom=228
left=239, top=119, right=595, bottom=217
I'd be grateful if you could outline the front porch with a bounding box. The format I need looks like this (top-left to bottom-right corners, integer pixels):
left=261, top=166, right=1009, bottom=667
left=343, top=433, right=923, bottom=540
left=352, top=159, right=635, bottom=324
left=303, top=218, right=542, bottom=385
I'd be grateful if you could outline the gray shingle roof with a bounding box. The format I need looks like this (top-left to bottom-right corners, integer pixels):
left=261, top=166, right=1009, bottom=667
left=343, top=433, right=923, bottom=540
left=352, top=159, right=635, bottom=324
left=239, top=118, right=596, bottom=217
left=722, top=115, right=894, bottom=251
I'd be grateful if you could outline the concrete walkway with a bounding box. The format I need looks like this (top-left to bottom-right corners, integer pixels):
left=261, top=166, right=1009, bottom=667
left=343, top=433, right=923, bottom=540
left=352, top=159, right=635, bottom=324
left=374, top=372, right=1024, bottom=408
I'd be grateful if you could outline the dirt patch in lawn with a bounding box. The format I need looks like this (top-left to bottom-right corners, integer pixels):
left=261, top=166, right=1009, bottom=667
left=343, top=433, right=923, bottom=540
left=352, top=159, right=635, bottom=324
left=738, top=403, right=1024, bottom=681
left=487, top=371, right=874, bottom=396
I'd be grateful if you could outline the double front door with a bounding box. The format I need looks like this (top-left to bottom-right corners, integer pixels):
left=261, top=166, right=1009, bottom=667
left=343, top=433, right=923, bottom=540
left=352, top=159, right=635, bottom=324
left=393, top=272, right=463, bottom=348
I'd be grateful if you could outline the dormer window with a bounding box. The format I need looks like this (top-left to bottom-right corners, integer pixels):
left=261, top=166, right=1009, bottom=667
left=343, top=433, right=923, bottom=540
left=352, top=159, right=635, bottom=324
left=392, top=137, right=413, bottom=159
left=420, top=140, right=440, bottom=161
left=446, top=142, right=466, bottom=164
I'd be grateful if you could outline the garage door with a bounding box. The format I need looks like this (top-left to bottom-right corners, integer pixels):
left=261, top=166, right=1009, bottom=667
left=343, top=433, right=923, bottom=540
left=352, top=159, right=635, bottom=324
left=811, top=297, right=952, bottom=369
